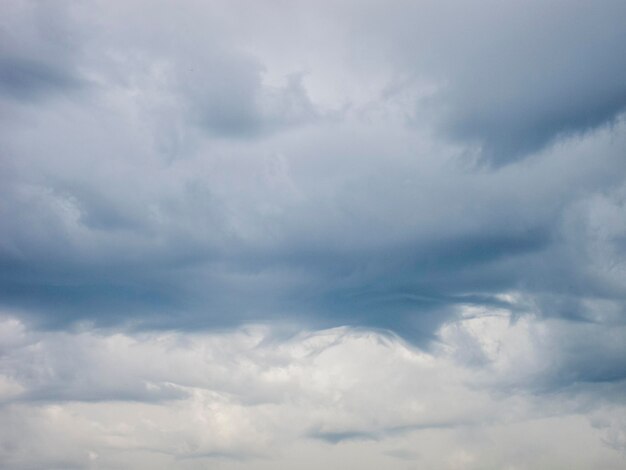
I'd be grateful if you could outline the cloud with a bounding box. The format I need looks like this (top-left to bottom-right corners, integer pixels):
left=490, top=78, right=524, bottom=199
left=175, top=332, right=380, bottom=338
left=348, top=0, right=626, bottom=165
left=2, top=111, right=625, bottom=336
left=0, top=0, right=86, bottom=102
left=0, top=56, right=83, bottom=100
left=0, top=309, right=625, bottom=469
left=1, top=1, right=625, bottom=468
left=0, top=0, right=624, bottom=338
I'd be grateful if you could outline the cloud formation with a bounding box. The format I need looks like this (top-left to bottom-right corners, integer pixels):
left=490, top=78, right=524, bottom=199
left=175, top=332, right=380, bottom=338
left=0, top=1, right=625, bottom=467
left=350, top=0, right=626, bottom=164
left=0, top=308, right=625, bottom=469
left=2, top=1, right=625, bottom=334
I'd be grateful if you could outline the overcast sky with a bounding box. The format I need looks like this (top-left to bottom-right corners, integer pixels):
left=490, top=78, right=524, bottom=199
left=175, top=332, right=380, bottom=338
left=1, top=1, right=626, bottom=468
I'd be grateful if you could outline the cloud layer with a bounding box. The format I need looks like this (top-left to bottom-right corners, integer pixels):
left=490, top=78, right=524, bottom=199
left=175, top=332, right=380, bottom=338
left=1, top=307, right=625, bottom=469
left=1, top=1, right=626, bottom=468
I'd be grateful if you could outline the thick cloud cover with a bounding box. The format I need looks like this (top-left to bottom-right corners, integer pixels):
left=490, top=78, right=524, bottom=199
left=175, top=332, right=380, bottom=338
left=2, top=0, right=625, bottom=334
left=1, top=308, right=625, bottom=469
left=1, top=0, right=626, bottom=467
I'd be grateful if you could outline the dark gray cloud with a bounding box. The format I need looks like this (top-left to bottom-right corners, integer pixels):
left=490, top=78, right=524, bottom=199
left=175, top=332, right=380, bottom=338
left=0, top=0, right=85, bottom=102
left=0, top=0, right=624, bottom=387
left=351, top=0, right=626, bottom=165
left=0, top=56, right=82, bottom=100
left=308, top=430, right=378, bottom=444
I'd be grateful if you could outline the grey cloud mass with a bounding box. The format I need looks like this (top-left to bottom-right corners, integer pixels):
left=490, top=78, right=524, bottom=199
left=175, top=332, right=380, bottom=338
left=0, top=0, right=625, bottom=338
left=354, top=0, right=626, bottom=164
left=0, top=1, right=625, bottom=468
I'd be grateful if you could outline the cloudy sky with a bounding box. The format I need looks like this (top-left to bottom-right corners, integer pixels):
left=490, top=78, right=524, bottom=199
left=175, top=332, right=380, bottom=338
left=1, top=0, right=626, bottom=468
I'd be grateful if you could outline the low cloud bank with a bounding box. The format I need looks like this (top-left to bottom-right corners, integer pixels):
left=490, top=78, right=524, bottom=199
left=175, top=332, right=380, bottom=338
left=1, top=302, right=625, bottom=469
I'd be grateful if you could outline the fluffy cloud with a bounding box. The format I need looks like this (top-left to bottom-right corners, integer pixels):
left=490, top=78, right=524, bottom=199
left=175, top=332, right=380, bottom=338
left=0, top=307, right=625, bottom=469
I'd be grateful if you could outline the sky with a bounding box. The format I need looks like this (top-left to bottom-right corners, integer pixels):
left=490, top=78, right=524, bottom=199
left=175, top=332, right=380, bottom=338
left=1, top=0, right=626, bottom=468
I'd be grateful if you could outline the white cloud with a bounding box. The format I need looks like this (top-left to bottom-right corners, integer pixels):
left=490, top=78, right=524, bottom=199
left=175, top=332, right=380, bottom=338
left=1, top=308, right=625, bottom=469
